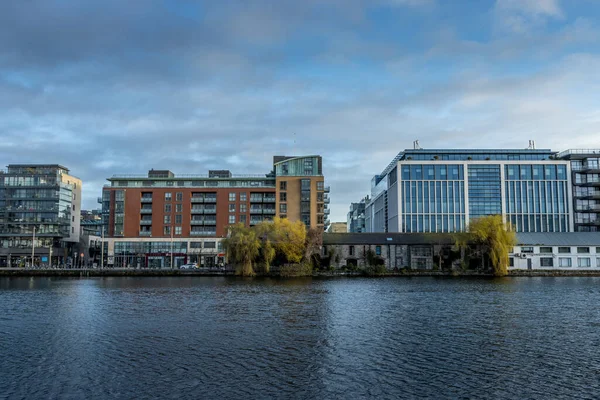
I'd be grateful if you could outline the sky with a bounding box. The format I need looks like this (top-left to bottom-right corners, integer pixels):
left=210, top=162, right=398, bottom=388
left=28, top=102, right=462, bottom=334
left=1, top=0, right=600, bottom=223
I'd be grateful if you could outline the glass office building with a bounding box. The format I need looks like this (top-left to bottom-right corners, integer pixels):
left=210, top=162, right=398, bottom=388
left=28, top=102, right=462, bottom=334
left=366, top=149, right=573, bottom=233
left=0, top=164, right=82, bottom=267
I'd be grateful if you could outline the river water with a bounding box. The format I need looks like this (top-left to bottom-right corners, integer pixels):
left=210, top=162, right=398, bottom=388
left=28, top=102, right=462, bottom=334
left=1, top=277, right=599, bottom=399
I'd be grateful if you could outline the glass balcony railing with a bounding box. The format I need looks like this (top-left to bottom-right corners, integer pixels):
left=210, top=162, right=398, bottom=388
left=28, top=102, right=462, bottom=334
left=140, top=220, right=153, bottom=225
left=140, top=231, right=152, bottom=236
left=141, top=197, right=153, bottom=203
left=140, top=208, right=153, bottom=214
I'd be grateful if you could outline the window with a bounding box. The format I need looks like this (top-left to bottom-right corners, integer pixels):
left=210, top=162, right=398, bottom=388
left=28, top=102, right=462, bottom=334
left=204, top=241, right=216, bottom=249
left=280, top=204, right=287, bottom=213
left=240, top=203, right=247, bottom=213
left=229, top=204, right=236, bottom=212
left=301, top=179, right=311, bottom=190
left=176, top=204, right=182, bottom=213
left=240, top=192, right=247, bottom=202
left=176, top=192, right=183, bottom=201
left=164, top=215, right=171, bottom=224
left=317, top=215, right=323, bottom=224
left=539, top=247, right=553, bottom=254
left=597, top=247, right=600, bottom=254
left=376, top=246, right=381, bottom=256
left=317, top=181, right=324, bottom=191
left=509, top=257, right=514, bottom=267
left=577, top=247, right=590, bottom=254
left=317, top=192, right=323, bottom=202
left=280, top=181, right=287, bottom=190
left=165, top=192, right=172, bottom=201
left=559, top=257, right=572, bottom=268
left=240, top=215, right=247, bottom=224
left=558, top=247, right=571, bottom=254
left=229, top=193, right=236, bottom=201
left=349, top=246, right=354, bottom=256
left=165, top=204, right=172, bottom=213
left=190, top=242, right=202, bottom=248
left=540, top=258, right=553, bottom=267
left=164, top=226, right=171, bottom=235
left=175, top=226, right=182, bottom=235
left=175, top=215, right=182, bottom=224
left=229, top=215, right=236, bottom=224
left=521, top=247, right=534, bottom=253
left=578, top=258, right=591, bottom=268
left=280, top=192, right=287, bottom=202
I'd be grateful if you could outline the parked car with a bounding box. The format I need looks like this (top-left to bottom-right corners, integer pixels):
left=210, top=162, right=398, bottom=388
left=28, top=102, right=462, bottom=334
left=179, top=263, right=198, bottom=270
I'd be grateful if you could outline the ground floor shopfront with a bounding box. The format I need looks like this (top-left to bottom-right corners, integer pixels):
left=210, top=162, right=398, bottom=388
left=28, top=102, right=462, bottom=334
left=105, top=238, right=225, bottom=269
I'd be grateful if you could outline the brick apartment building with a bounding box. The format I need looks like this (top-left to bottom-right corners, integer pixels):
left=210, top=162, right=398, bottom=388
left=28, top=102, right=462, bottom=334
left=100, top=155, right=329, bottom=268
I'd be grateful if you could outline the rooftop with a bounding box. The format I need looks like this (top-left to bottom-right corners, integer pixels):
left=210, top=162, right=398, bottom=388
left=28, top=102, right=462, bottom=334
left=516, top=232, right=600, bottom=246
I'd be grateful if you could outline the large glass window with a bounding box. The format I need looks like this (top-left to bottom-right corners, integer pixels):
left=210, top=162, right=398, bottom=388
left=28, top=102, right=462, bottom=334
left=540, top=258, right=553, bottom=267
left=559, top=257, right=572, bottom=268
left=578, top=258, right=591, bottom=268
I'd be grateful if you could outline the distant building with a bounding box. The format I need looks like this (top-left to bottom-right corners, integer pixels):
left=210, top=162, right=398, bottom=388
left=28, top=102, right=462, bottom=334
left=328, top=222, right=347, bottom=233
left=347, top=196, right=368, bottom=233
left=100, top=155, right=328, bottom=268
left=557, top=150, right=600, bottom=232
left=0, top=164, right=81, bottom=267
left=366, top=147, right=572, bottom=233
left=81, top=209, right=102, bottom=222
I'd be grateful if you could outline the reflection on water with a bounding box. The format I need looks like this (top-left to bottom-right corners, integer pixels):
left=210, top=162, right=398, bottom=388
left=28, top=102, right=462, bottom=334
left=1, top=277, right=600, bottom=399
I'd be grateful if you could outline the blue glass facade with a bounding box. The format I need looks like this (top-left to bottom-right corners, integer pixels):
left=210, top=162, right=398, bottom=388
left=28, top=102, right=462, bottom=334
left=400, top=164, right=466, bottom=233
left=468, top=165, right=502, bottom=219
left=504, top=165, right=570, bottom=232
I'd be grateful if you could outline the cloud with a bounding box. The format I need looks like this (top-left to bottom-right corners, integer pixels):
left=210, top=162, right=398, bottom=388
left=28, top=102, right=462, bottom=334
left=494, top=0, right=563, bottom=34
left=0, top=0, right=599, bottom=224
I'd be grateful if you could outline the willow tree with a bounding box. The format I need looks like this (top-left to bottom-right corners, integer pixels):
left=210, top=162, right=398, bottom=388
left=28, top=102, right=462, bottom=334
left=254, top=221, right=276, bottom=274
left=223, top=223, right=260, bottom=276
left=468, top=215, right=517, bottom=277
left=269, top=217, right=306, bottom=264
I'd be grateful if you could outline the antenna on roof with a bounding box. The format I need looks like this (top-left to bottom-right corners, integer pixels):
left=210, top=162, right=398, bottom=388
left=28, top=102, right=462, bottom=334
left=413, top=140, right=421, bottom=150
left=528, top=140, right=535, bottom=150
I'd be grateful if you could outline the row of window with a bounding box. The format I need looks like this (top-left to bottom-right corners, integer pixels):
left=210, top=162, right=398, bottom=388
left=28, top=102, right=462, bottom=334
left=511, top=257, right=600, bottom=268
left=519, top=246, right=600, bottom=254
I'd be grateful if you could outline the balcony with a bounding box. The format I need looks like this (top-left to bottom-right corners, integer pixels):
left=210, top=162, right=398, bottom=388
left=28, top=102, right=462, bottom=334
left=250, top=208, right=263, bottom=214
left=191, top=197, right=204, bottom=203
left=140, top=208, right=153, bottom=214
left=140, top=231, right=152, bottom=236
left=576, top=204, right=600, bottom=212
left=324, top=186, right=330, bottom=193
left=324, top=208, right=330, bottom=215
left=263, top=209, right=276, bottom=215
left=140, top=220, right=153, bottom=225
left=97, top=197, right=102, bottom=204
left=204, top=197, right=217, bottom=203
left=324, top=197, right=330, bottom=204
left=190, top=220, right=208, bottom=225
left=575, top=191, right=600, bottom=199
left=250, top=196, right=264, bottom=203
left=263, top=196, right=276, bottom=203
left=191, top=231, right=216, bottom=236
left=191, top=208, right=217, bottom=214
left=141, top=197, right=153, bottom=203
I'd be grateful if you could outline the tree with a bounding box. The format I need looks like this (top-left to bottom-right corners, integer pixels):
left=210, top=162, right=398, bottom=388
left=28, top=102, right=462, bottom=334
left=222, top=223, right=260, bottom=276
left=254, top=221, right=276, bottom=274
left=466, top=215, right=516, bottom=277
left=304, top=227, right=323, bottom=262
left=269, top=217, right=306, bottom=264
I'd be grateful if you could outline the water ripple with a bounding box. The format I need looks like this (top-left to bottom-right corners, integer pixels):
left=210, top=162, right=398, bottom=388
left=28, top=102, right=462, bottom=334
left=1, top=277, right=600, bottom=399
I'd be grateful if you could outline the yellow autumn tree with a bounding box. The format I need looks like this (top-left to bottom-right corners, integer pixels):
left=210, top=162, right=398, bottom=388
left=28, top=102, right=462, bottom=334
left=269, top=217, right=306, bottom=264
left=222, top=223, right=260, bottom=276
left=468, top=215, right=517, bottom=277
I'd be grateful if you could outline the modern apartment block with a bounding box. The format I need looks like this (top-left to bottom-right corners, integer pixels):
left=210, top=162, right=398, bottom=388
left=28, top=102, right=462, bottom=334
left=100, top=155, right=326, bottom=268
left=365, top=148, right=573, bottom=233
left=347, top=196, right=368, bottom=233
left=0, top=164, right=81, bottom=267
left=557, top=150, right=600, bottom=232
